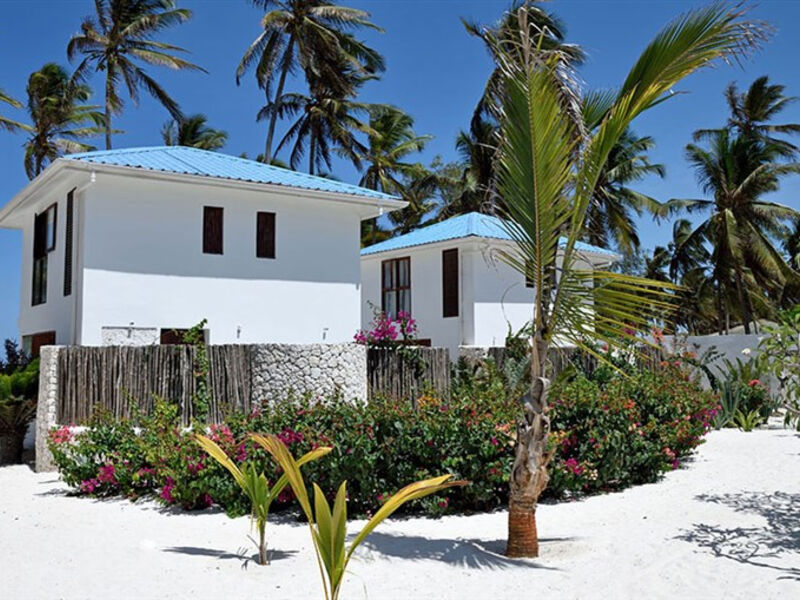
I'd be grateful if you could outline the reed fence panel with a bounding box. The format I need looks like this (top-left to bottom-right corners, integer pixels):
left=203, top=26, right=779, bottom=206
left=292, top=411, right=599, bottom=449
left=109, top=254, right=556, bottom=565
left=366, top=347, right=450, bottom=404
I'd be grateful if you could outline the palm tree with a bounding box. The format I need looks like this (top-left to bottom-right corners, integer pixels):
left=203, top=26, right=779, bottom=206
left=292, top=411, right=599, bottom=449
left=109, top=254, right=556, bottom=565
left=162, top=114, right=228, bottom=150
left=237, top=0, right=384, bottom=163
left=388, top=168, right=439, bottom=236
left=489, top=3, right=765, bottom=557
left=67, top=0, right=204, bottom=149
left=356, top=106, right=431, bottom=242
left=464, top=0, right=584, bottom=129
left=725, top=76, right=800, bottom=155
left=438, top=116, right=498, bottom=217
left=23, top=64, right=106, bottom=179
left=647, top=220, right=716, bottom=334
left=672, top=128, right=800, bottom=334
left=0, top=88, right=25, bottom=132
left=583, top=129, right=666, bottom=254
left=273, top=81, right=371, bottom=175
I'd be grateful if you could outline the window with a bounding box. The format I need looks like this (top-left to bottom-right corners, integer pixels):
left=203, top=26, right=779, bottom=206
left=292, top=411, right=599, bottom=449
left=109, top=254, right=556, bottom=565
left=203, top=206, right=223, bottom=254
left=44, top=204, right=57, bottom=252
left=442, top=248, right=459, bottom=318
left=256, top=211, right=276, bottom=259
left=381, top=257, right=411, bottom=319
left=64, top=190, right=74, bottom=296
left=32, top=203, right=56, bottom=306
left=525, top=259, right=535, bottom=288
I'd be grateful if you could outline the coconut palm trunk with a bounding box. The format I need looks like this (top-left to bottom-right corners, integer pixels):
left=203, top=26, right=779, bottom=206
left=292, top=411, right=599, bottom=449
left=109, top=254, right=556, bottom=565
left=264, top=36, right=294, bottom=162
left=104, top=76, right=113, bottom=150
left=506, top=334, right=551, bottom=557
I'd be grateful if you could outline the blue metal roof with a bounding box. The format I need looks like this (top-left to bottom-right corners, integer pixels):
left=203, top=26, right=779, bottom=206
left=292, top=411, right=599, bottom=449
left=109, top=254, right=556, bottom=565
left=63, top=146, right=399, bottom=201
left=361, top=212, right=618, bottom=257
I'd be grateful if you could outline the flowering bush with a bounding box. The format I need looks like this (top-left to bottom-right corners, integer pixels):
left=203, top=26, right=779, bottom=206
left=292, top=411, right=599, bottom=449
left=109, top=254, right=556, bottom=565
left=48, top=362, right=717, bottom=517
left=354, top=310, right=418, bottom=347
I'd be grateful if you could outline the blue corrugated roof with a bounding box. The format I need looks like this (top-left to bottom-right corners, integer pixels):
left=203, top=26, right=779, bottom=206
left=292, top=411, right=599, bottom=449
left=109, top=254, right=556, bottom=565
left=63, top=146, right=399, bottom=201
left=361, top=212, right=618, bottom=257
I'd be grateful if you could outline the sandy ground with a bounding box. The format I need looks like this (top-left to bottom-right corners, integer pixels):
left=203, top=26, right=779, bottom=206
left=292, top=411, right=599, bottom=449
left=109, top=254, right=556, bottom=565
left=2, top=426, right=798, bottom=600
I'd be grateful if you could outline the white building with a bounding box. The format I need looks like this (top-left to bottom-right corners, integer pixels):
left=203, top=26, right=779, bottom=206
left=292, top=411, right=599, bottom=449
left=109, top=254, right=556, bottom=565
left=360, top=212, right=619, bottom=357
left=0, top=146, right=404, bottom=354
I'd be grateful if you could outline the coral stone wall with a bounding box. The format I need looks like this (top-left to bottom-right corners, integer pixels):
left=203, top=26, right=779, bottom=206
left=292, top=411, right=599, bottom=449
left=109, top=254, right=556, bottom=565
left=252, top=343, right=367, bottom=404
left=100, top=327, right=160, bottom=346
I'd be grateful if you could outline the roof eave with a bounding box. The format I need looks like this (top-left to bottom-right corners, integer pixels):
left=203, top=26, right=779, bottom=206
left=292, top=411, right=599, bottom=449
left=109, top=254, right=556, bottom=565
left=0, top=158, right=407, bottom=228
left=0, top=161, right=75, bottom=229
left=361, top=234, right=620, bottom=264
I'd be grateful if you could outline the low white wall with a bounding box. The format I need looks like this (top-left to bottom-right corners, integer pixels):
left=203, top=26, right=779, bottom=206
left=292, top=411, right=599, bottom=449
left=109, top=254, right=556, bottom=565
left=662, top=333, right=764, bottom=387
left=101, top=326, right=159, bottom=345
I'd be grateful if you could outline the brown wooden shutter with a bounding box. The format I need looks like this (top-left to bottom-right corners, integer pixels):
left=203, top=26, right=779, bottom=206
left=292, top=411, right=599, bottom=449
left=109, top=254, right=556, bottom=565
left=442, top=248, right=459, bottom=318
left=203, top=206, right=223, bottom=254
left=256, top=211, right=276, bottom=259
left=64, top=190, right=74, bottom=296
left=30, top=331, right=56, bottom=358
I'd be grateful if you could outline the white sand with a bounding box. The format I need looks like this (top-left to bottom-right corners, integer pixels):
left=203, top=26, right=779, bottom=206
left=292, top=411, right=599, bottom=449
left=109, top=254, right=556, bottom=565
left=2, top=426, right=798, bottom=600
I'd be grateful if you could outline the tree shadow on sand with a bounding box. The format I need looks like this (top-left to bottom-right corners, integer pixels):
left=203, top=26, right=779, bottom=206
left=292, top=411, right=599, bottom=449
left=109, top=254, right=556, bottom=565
left=163, top=546, right=297, bottom=569
left=676, top=491, right=800, bottom=581
left=356, top=533, right=564, bottom=571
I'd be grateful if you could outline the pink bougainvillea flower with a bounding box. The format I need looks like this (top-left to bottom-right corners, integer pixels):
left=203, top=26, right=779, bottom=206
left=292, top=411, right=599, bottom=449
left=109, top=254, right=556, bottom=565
left=49, top=426, right=73, bottom=445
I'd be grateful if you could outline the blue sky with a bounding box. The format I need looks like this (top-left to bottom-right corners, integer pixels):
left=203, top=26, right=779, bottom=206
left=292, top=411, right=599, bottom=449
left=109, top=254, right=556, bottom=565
left=1, top=0, right=800, bottom=343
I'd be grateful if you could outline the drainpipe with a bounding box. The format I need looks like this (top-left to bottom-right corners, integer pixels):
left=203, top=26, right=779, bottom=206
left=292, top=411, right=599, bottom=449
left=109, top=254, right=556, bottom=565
left=70, top=172, right=95, bottom=345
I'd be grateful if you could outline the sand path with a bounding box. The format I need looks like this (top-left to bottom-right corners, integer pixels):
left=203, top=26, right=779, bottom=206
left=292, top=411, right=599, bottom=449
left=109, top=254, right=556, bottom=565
left=2, top=425, right=798, bottom=599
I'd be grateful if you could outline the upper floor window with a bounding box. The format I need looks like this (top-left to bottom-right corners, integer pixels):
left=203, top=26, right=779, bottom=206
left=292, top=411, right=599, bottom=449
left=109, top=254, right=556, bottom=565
left=381, top=257, right=411, bottom=319
left=32, top=203, right=57, bottom=306
left=256, top=211, right=276, bottom=259
left=203, top=206, right=223, bottom=254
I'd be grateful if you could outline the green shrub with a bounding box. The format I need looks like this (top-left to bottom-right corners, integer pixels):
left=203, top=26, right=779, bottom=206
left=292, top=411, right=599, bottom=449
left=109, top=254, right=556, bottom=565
left=48, top=362, right=717, bottom=517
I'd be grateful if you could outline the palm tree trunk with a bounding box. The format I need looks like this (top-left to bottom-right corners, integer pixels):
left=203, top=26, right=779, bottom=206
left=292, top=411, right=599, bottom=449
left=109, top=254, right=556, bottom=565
left=506, top=333, right=551, bottom=558
left=105, top=75, right=113, bottom=150
left=264, top=38, right=294, bottom=163
left=258, top=524, right=268, bottom=565
left=309, top=137, right=315, bottom=175
left=734, top=268, right=752, bottom=334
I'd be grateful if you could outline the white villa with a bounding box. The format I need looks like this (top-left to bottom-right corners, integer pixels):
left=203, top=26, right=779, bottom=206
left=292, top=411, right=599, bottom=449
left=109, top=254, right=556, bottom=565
left=0, top=146, right=404, bottom=354
left=360, top=212, right=619, bottom=357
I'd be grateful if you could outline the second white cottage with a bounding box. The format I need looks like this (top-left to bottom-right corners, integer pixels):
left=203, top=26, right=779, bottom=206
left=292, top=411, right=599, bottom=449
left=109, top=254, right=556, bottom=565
left=360, top=212, right=619, bottom=357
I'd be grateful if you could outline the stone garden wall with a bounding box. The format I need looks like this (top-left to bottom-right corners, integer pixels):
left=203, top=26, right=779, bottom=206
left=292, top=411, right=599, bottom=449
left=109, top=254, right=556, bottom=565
left=252, top=343, right=366, bottom=404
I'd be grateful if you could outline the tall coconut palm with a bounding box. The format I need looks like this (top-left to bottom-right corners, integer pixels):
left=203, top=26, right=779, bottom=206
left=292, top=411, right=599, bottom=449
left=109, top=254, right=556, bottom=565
left=583, top=129, right=666, bottom=254
left=725, top=76, right=800, bottom=155
left=237, top=0, right=384, bottom=164
left=490, top=4, right=765, bottom=558
left=273, top=78, right=371, bottom=175
left=672, top=129, right=800, bottom=334
left=0, top=88, right=25, bottom=132
left=388, top=168, right=439, bottom=236
left=162, top=113, right=228, bottom=150
left=464, top=0, right=584, bottom=130
left=23, top=64, right=106, bottom=179
left=356, top=106, right=431, bottom=242
left=647, top=220, right=716, bottom=334
left=67, top=0, right=204, bottom=149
